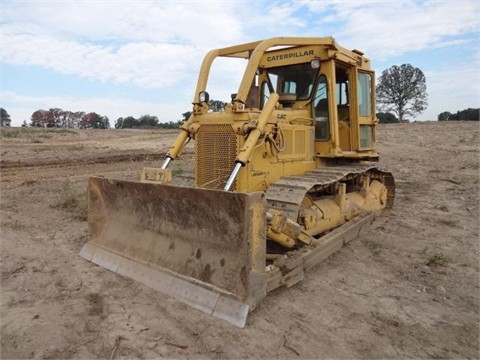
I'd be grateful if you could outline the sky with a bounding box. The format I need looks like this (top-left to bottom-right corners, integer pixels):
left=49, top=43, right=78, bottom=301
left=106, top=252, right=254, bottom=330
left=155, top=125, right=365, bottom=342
left=1, top=0, right=479, bottom=126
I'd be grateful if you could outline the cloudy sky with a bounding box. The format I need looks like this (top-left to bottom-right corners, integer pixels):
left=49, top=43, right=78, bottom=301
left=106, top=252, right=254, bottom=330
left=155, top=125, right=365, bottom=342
left=1, top=0, right=479, bottom=126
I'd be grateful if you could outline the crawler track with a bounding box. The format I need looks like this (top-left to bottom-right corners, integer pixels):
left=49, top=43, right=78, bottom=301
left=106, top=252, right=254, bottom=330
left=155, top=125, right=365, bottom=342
left=264, top=163, right=395, bottom=292
left=266, top=163, right=395, bottom=221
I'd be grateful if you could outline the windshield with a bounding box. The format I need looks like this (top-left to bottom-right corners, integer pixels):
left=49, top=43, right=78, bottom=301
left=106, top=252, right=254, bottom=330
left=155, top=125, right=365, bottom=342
left=266, top=62, right=318, bottom=99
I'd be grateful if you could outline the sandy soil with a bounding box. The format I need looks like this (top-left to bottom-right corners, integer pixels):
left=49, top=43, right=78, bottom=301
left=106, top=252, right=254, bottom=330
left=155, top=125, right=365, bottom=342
left=1, top=122, right=478, bottom=359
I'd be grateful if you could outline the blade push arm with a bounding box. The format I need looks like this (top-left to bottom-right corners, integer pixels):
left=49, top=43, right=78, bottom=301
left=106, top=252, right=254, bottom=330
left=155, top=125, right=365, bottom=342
left=224, top=93, right=279, bottom=191
left=161, top=117, right=195, bottom=169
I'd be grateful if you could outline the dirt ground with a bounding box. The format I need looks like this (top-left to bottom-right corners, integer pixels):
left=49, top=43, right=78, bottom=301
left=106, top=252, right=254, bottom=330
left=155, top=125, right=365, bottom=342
left=1, top=122, right=478, bottom=359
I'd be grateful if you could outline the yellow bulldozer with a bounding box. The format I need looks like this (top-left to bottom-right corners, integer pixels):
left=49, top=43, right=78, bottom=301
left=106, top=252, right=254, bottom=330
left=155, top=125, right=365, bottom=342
left=80, top=37, right=395, bottom=327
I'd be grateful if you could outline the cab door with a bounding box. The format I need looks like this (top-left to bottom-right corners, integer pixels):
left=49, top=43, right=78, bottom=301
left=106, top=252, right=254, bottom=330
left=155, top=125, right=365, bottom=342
left=350, top=68, right=376, bottom=152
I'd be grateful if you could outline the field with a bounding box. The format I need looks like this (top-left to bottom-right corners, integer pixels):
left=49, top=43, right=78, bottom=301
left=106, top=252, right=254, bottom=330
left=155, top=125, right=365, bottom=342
left=1, top=122, right=479, bottom=359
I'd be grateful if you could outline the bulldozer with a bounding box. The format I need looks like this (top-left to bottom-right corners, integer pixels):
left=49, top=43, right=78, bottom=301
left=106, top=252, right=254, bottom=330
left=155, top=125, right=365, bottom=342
left=80, top=37, right=395, bottom=327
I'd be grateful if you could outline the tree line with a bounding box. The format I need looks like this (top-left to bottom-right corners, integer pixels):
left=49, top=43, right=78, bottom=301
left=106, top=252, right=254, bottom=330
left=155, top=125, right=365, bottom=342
left=0, top=108, right=111, bottom=128
left=377, top=108, right=479, bottom=123
left=0, top=107, right=187, bottom=129
left=114, top=115, right=182, bottom=129
left=437, top=108, right=479, bottom=121
left=0, top=106, right=207, bottom=129
left=29, top=108, right=111, bottom=129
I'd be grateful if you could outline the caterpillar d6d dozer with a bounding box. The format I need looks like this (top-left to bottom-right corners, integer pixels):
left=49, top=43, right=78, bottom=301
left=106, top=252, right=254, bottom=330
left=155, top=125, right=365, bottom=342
left=80, top=37, right=395, bottom=327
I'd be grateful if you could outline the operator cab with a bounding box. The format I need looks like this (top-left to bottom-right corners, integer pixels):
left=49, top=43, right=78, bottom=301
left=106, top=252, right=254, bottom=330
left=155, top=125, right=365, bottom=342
left=254, top=48, right=377, bottom=160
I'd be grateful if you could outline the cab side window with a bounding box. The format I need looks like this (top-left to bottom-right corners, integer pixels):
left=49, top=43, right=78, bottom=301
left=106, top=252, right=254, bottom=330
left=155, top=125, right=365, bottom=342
left=314, top=75, right=329, bottom=140
left=357, top=72, right=372, bottom=117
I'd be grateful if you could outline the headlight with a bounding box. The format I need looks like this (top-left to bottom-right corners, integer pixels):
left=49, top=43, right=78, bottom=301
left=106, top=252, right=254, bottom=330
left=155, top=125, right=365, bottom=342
left=311, top=58, right=321, bottom=69
left=199, top=91, right=210, bottom=103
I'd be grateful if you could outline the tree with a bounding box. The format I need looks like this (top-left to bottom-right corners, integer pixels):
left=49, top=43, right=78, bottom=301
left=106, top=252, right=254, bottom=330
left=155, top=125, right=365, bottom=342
left=376, top=64, right=428, bottom=122
left=55, top=109, right=82, bottom=128
left=179, top=99, right=225, bottom=122
left=182, top=111, right=191, bottom=121
left=48, top=108, right=64, bottom=127
left=208, top=100, right=227, bottom=112
left=120, top=116, right=138, bottom=128
left=99, top=115, right=111, bottom=129
left=438, top=111, right=452, bottom=121
left=31, top=109, right=54, bottom=127
left=1, top=108, right=11, bottom=126
left=30, top=108, right=62, bottom=127
left=138, top=114, right=159, bottom=127
left=158, top=121, right=182, bottom=129
left=454, top=108, right=479, bottom=121
left=376, top=112, right=398, bottom=124
left=80, top=112, right=110, bottom=129
left=66, top=111, right=85, bottom=128
left=438, top=108, right=479, bottom=121
left=115, top=117, right=124, bottom=129
left=29, top=108, right=110, bottom=128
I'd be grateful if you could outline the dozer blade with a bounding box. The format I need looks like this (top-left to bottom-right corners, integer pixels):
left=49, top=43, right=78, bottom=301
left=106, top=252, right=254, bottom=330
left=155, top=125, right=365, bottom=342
left=80, top=177, right=267, bottom=328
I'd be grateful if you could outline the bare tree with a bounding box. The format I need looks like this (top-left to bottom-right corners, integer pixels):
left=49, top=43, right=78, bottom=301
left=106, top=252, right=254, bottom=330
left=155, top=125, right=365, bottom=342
left=376, top=64, right=428, bottom=122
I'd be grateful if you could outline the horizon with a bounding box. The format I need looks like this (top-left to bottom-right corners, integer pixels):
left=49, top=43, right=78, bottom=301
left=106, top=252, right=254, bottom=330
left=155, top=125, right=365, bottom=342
left=1, top=0, right=479, bottom=126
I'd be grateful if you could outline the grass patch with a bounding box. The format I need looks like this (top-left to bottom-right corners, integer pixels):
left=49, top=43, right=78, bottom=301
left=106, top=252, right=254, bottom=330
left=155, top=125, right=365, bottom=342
left=0, top=128, right=33, bottom=138
left=51, top=180, right=88, bottom=221
left=172, top=166, right=185, bottom=176
left=0, top=127, right=77, bottom=139
left=362, top=238, right=383, bottom=256
left=422, top=247, right=448, bottom=266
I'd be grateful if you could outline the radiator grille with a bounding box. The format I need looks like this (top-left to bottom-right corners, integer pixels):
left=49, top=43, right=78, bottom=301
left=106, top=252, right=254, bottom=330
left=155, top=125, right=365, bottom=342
left=195, top=124, right=238, bottom=190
